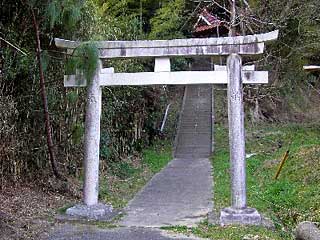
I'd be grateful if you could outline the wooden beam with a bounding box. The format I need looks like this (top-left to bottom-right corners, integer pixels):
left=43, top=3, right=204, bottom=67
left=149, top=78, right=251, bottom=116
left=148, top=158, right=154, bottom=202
left=55, top=30, right=278, bottom=58
left=64, top=71, right=268, bottom=87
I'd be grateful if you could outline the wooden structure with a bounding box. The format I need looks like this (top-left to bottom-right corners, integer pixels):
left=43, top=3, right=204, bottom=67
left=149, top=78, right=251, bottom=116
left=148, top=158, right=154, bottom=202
left=193, top=8, right=229, bottom=36
left=55, top=30, right=279, bottom=224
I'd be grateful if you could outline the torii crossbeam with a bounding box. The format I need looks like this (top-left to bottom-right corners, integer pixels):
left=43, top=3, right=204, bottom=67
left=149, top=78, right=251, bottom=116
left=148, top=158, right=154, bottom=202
left=55, top=30, right=279, bottom=225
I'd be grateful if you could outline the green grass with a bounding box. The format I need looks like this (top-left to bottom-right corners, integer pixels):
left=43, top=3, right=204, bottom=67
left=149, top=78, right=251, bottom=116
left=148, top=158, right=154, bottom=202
left=164, top=223, right=284, bottom=240
left=142, top=141, right=173, bottom=173
left=99, top=140, right=172, bottom=208
left=168, top=123, right=320, bottom=240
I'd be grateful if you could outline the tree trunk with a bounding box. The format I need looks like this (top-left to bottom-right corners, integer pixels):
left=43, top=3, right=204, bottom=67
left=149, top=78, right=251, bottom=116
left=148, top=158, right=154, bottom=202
left=31, top=9, right=61, bottom=179
left=229, top=0, right=236, bottom=37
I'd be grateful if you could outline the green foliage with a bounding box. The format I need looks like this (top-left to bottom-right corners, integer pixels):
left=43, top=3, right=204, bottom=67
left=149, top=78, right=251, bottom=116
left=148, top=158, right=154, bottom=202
left=66, top=42, right=99, bottom=84
left=250, top=0, right=320, bottom=120
left=46, top=0, right=83, bottom=30
left=142, top=141, right=172, bottom=173
left=66, top=91, right=79, bottom=104
left=149, top=0, right=185, bottom=39
left=40, top=50, right=50, bottom=73
left=1, top=0, right=181, bottom=181
left=47, top=1, right=59, bottom=29
left=71, top=123, right=84, bottom=144
left=109, top=161, right=138, bottom=180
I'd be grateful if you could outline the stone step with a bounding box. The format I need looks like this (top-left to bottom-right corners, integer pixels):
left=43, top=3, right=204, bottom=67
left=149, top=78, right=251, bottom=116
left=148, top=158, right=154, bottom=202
left=182, top=107, right=211, bottom=110
left=175, top=147, right=211, bottom=152
left=180, top=118, right=211, bottom=121
left=178, top=128, right=211, bottom=133
left=175, top=153, right=211, bottom=158
left=183, top=102, right=211, bottom=106
left=174, top=84, right=213, bottom=159
left=177, top=136, right=210, bottom=141
left=183, top=109, right=210, bottom=113
left=177, top=132, right=211, bottom=136
left=176, top=138, right=210, bottom=144
left=179, top=122, right=211, bottom=126
left=178, top=131, right=211, bottom=135
left=180, top=115, right=211, bottom=119
left=180, top=120, right=211, bottom=124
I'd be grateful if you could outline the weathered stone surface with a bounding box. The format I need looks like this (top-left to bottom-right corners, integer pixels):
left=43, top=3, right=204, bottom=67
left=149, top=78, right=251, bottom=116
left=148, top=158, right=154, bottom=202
left=155, top=57, right=171, bottom=72
left=65, top=203, right=114, bottom=220
left=220, top=207, right=262, bottom=226
left=215, top=64, right=255, bottom=71
left=55, top=30, right=279, bottom=58
left=227, top=54, right=247, bottom=209
left=208, top=210, right=274, bottom=228
left=83, top=61, right=102, bottom=206
left=64, top=71, right=268, bottom=87
left=295, top=221, right=320, bottom=240
left=56, top=31, right=278, bottom=49
left=46, top=225, right=206, bottom=240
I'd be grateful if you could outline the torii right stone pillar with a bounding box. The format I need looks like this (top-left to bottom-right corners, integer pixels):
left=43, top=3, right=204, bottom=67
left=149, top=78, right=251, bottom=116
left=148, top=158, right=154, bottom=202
left=220, top=54, right=262, bottom=226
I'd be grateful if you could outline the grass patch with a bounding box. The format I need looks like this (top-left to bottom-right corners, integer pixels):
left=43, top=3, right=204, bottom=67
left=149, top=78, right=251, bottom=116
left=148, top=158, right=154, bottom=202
left=164, top=223, right=284, bottom=240
left=142, top=141, right=172, bottom=173
left=213, top=123, right=320, bottom=239
left=99, top=140, right=172, bottom=209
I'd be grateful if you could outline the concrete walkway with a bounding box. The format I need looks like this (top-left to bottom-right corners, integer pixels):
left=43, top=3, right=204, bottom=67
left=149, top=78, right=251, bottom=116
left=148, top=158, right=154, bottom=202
left=46, top=225, right=204, bottom=240
left=120, top=157, right=213, bottom=227
left=121, top=85, right=213, bottom=227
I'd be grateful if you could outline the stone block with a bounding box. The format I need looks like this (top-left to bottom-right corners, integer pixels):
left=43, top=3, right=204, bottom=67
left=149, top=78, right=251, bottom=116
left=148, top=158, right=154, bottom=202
left=220, top=207, right=262, bottom=226
left=66, top=203, right=114, bottom=220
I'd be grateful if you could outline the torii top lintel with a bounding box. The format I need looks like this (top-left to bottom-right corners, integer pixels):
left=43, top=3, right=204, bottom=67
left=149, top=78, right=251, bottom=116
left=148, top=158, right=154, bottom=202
left=55, top=30, right=278, bottom=59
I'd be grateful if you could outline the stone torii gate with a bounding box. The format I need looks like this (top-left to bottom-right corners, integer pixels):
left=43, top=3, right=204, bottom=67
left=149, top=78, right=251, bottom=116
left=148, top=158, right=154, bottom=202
left=55, top=30, right=278, bottom=225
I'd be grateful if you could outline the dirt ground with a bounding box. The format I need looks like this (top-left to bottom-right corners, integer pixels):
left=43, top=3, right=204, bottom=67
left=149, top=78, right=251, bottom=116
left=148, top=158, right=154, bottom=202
left=0, top=181, right=77, bottom=240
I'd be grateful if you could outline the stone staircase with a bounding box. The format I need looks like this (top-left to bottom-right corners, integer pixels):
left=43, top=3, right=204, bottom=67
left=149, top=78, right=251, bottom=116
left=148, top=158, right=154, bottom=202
left=174, top=84, right=213, bottom=158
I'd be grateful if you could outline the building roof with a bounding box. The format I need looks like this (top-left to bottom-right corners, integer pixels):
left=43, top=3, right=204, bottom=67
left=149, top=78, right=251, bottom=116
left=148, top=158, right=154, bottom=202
left=193, top=8, right=229, bottom=35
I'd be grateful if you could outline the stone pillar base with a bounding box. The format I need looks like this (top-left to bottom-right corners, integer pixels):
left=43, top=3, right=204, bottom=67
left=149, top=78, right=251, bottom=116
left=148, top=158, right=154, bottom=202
left=220, top=207, right=262, bottom=226
left=66, top=203, right=114, bottom=220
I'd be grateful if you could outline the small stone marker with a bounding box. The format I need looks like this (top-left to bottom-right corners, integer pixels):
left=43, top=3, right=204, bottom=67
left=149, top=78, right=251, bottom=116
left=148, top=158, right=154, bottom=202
left=55, top=30, right=278, bottom=224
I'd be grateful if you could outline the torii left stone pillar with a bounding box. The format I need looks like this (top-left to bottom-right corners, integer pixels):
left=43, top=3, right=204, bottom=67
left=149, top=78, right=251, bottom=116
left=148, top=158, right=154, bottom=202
left=83, top=60, right=102, bottom=206
left=66, top=61, right=114, bottom=219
